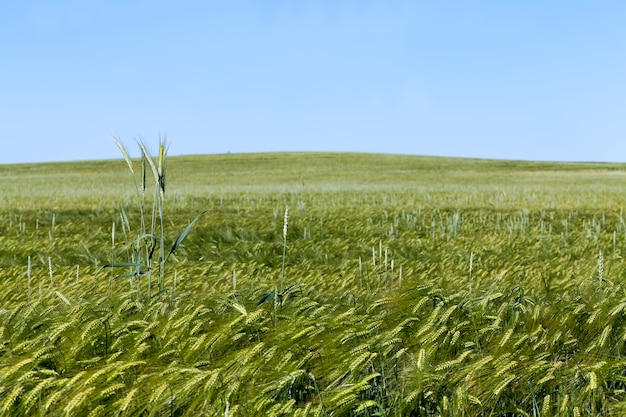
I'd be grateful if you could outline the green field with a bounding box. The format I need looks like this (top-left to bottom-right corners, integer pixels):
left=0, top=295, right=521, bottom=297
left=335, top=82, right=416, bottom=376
left=2, top=150, right=626, bottom=416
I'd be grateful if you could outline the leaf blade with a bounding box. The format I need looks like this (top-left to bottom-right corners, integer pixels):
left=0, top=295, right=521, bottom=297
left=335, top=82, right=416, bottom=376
left=165, top=211, right=207, bottom=262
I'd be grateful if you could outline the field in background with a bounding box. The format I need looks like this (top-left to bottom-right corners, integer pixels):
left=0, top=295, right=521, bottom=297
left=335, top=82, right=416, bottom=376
left=2, top=152, right=626, bottom=416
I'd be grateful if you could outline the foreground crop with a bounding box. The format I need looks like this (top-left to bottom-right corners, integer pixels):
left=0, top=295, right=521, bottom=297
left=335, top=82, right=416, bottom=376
left=2, top=153, right=626, bottom=416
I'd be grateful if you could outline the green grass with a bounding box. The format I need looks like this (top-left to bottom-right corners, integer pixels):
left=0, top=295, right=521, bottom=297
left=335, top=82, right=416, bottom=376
left=2, top=152, right=626, bottom=416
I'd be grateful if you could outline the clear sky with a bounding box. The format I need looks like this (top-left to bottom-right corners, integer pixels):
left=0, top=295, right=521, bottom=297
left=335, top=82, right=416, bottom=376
left=2, top=1, right=626, bottom=164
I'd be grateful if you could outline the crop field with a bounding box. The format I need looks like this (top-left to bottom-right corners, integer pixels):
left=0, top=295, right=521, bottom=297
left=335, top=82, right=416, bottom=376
left=3, top=148, right=626, bottom=416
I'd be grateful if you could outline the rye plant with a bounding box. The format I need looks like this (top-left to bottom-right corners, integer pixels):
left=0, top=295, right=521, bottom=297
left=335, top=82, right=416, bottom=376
left=106, top=136, right=203, bottom=300
left=259, top=204, right=290, bottom=307
left=281, top=205, right=289, bottom=293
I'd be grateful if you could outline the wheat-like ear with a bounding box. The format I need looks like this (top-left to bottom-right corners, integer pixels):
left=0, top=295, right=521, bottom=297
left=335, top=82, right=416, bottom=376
left=141, top=156, right=147, bottom=193
left=21, top=377, right=57, bottom=414
left=1, top=385, right=23, bottom=412
left=117, top=387, right=138, bottom=412
left=157, top=136, right=168, bottom=196
left=137, top=137, right=168, bottom=197
left=112, top=135, right=135, bottom=174
left=541, top=395, right=551, bottom=417
left=64, top=387, right=96, bottom=415
left=137, top=140, right=159, bottom=186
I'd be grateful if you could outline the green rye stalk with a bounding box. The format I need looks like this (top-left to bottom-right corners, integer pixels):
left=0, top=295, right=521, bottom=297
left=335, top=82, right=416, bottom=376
left=281, top=205, right=289, bottom=293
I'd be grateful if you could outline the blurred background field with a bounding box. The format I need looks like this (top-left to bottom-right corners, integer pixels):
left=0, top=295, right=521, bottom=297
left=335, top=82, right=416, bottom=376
left=2, top=152, right=626, bottom=208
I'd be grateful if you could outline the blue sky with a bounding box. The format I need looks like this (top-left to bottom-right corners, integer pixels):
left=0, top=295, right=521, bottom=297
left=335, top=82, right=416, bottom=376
left=2, top=1, right=626, bottom=164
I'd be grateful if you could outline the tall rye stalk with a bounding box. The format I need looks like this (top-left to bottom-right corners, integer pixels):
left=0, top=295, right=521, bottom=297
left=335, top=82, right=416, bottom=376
left=27, top=255, right=31, bottom=304
left=280, top=205, right=289, bottom=293
left=137, top=139, right=167, bottom=296
left=107, top=136, right=202, bottom=300
left=469, top=251, right=474, bottom=294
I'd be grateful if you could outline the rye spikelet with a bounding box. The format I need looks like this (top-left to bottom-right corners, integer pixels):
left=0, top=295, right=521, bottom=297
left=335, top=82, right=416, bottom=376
left=1, top=384, right=22, bottom=412
left=64, top=386, right=96, bottom=415
left=542, top=394, right=551, bottom=416
left=118, top=387, right=138, bottom=412
left=112, top=136, right=135, bottom=174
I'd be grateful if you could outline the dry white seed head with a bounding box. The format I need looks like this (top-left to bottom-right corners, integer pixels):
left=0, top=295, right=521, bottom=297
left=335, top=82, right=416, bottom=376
left=283, top=206, right=289, bottom=240
left=598, top=250, right=604, bottom=283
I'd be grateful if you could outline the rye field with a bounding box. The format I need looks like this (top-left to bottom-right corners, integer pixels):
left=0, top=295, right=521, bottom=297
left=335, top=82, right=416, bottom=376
left=3, top=149, right=626, bottom=416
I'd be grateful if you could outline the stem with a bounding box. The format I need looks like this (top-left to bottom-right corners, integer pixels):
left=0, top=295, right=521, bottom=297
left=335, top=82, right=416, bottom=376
left=280, top=206, right=289, bottom=293
left=281, top=238, right=287, bottom=294
left=27, top=256, right=31, bottom=304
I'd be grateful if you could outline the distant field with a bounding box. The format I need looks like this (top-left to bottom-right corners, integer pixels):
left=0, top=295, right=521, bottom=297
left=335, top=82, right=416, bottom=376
left=2, top=152, right=626, bottom=208
left=2, top=152, right=626, bottom=416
